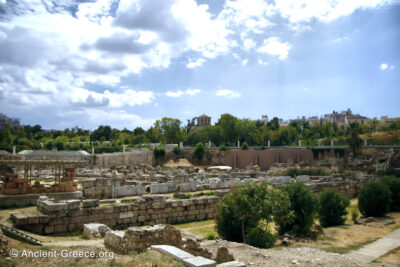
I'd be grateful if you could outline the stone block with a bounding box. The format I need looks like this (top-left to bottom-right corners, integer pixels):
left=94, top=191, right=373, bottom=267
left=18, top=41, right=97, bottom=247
left=67, top=199, right=81, bottom=210
left=183, top=256, right=217, bottom=267
left=82, top=199, right=99, bottom=208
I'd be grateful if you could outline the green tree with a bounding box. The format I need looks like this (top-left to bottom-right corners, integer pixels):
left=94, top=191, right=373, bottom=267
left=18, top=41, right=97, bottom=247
left=217, top=114, right=239, bottom=145
left=216, top=183, right=292, bottom=244
left=318, top=188, right=350, bottom=227
left=154, top=117, right=183, bottom=143
left=280, top=182, right=317, bottom=235
left=358, top=182, right=391, bottom=217
left=346, top=122, right=363, bottom=156
left=193, top=142, right=205, bottom=160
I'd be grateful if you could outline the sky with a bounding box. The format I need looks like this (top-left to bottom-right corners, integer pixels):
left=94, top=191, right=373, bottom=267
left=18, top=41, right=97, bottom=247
left=0, top=0, right=399, bottom=130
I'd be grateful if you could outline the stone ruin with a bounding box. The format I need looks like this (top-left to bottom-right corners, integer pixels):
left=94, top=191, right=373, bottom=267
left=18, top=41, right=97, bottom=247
left=11, top=195, right=218, bottom=235
left=1, top=167, right=78, bottom=195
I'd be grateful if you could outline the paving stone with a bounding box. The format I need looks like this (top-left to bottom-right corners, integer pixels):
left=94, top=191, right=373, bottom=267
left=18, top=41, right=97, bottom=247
left=182, top=256, right=217, bottom=267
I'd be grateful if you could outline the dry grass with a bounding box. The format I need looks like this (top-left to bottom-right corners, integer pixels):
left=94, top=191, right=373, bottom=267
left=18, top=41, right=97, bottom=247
left=374, top=246, right=400, bottom=265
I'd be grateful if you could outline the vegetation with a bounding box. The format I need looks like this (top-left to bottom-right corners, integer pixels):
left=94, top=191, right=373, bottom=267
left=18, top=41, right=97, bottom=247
left=173, top=146, right=181, bottom=155
left=380, top=176, right=400, bottom=211
left=219, top=144, right=229, bottom=151
left=215, top=183, right=293, bottom=246
left=153, top=146, right=166, bottom=158
left=246, top=226, right=276, bottom=248
left=284, top=168, right=329, bottom=177
left=280, top=182, right=317, bottom=235
left=318, top=188, right=350, bottom=227
left=358, top=182, right=391, bottom=217
left=1, top=113, right=399, bottom=154
left=241, top=142, right=248, bottom=149
left=193, top=142, right=205, bottom=160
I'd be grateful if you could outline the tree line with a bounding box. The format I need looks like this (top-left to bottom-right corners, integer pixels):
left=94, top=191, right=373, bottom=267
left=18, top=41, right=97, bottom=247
left=0, top=114, right=399, bottom=153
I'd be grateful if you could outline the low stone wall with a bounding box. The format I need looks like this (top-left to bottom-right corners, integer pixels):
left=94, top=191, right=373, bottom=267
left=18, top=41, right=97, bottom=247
left=95, top=151, right=153, bottom=168
left=11, top=196, right=218, bottom=235
left=82, top=178, right=145, bottom=199
left=104, top=224, right=182, bottom=253
left=0, top=191, right=83, bottom=209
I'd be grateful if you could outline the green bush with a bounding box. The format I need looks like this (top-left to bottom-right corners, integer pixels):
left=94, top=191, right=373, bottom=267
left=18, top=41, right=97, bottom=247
left=246, top=226, right=276, bottom=248
left=219, top=144, right=229, bottom=151
left=241, top=142, right=248, bottom=150
left=193, top=142, right=205, bottom=160
left=206, top=150, right=213, bottom=162
left=351, top=209, right=359, bottom=223
left=216, top=183, right=292, bottom=243
left=280, top=182, right=317, bottom=235
left=318, top=188, right=350, bottom=227
left=153, top=146, right=166, bottom=158
left=358, top=182, right=391, bottom=217
left=380, top=176, right=400, bottom=211
left=173, top=146, right=181, bottom=155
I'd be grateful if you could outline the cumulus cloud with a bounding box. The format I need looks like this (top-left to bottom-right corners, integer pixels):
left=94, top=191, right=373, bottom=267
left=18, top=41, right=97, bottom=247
left=380, top=63, right=395, bottom=71
left=216, top=89, right=241, bottom=98
left=258, top=37, right=291, bottom=60
left=333, top=36, right=349, bottom=43
left=166, top=88, right=201, bottom=97
left=186, top=58, right=205, bottom=68
left=257, top=58, right=269, bottom=66
left=243, top=39, right=256, bottom=51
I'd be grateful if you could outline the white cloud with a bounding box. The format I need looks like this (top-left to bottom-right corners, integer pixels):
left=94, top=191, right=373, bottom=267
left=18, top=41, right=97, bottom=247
left=257, top=58, right=269, bottom=66
left=185, top=88, right=201, bottom=95
left=186, top=58, right=206, bottom=68
left=0, top=0, right=6, bottom=5
left=380, top=63, right=395, bottom=71
left=216, top=89, right=242, bottom=98
left=243, top=38, right=256, bottom=51
left=166, top=90, right=184, bottom=97
left=242, top=59, right=249, bottom=66
left=258, top=37, right=291, bottom=60
left=333, top=36, right=349, bottom=42
left=166, top=88, right=201, bottom=97
left=273, top=0, right=396, bottom=23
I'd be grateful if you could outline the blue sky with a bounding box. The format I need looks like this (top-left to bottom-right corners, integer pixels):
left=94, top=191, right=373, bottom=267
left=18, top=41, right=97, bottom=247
left=0, top=0, right=399, bottom=130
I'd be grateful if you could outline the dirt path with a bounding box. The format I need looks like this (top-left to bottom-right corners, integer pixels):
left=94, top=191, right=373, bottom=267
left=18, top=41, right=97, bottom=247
left=347, top=228, right=400, bottom=263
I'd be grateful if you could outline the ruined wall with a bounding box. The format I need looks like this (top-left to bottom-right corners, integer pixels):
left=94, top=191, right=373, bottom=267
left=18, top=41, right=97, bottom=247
left=95, top=151, right=153, bottom=168
left=224, top=149, right=315, bottom=170
left=12, top=196, right=218, bottom=235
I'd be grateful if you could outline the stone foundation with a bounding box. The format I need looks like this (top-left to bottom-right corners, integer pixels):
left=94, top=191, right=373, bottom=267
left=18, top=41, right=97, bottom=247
left=104, top=224, right=182, bottom=253
left=11, top=195, right=218, bottom=235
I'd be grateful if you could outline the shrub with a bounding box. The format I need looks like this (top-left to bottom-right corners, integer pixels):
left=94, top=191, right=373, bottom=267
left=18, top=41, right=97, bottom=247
left=280, top=182, right=317, bottom=236
left=219, top=144, right=229, bottom=151
left=358, top=182, right=391, bottom=217
left=206, top=150, right=213, bottom=162
left=185, top=193, right=192, bottom=199
left=153, top=146, right=166, bottom=158
left=351, top=209, right=359, bottom=224
left=173, top=146, right=181, bottom=155
left=380, top=176, right=400, bottom=211
left=193, top=142, right=205, bottom=160
left=241, top=142, right=248, bottom=150
left=216, top=183, right=292, bottom=243
left=246, top=226, right=276, bottom=248
left=318, top=188, right=350, bottom=227
left=206, top=233, right=215, bottom=240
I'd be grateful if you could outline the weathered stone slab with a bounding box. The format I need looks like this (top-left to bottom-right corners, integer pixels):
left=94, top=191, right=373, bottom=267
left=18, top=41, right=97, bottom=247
left=217, top=261, right=246, bottom=267
left=183, top=256, right=217, bottom=267
left=151, top=245, right=193, bottom=260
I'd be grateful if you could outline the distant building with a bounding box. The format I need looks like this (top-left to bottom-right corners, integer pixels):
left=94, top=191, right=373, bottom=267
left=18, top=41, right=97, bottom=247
left=345, top=115, right=369, bottom=125
left=308, top=116, right=321, bottom=126
left=322, top=108, right=368, bottom=126
left=381, top=116, right=400, bottom=124
left=189, top=114, right=211, bottom=132
left=0, top=113, right=20, bottom=129
left=261, top=115, right=268, bottom=124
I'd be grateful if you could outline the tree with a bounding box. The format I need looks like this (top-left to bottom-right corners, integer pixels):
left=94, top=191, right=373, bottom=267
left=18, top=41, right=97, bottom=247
left=154, top=118, right=183, bottom=143
left=280, top=182, right=317, bottom=235
left=215, top=183, right=292, bottom=245
left=358, top=182, right=391, bottom=217
left=90, top=125, right=112, bottom=142
left=193, top=142, right=205, bottom=160
left=346, top=122, right=363, bottom=156
left=267, top=117, right=280, bottom=131
left=318, top=188, right=350, bottom=227
left=217, top=114, right=239, bottom=145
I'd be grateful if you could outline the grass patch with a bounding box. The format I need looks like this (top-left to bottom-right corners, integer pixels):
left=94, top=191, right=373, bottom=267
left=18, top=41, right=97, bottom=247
left=322, top=238, right=380, bottom=254
left=174, top=219, right=217, bottom=238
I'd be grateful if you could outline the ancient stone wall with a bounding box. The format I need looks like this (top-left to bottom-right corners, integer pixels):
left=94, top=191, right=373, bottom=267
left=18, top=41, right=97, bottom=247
left=95, top=151, right=153, bottom=168
left=81, top=177, right=144, bottom=199
left=11, top=196, right=218, bottom=235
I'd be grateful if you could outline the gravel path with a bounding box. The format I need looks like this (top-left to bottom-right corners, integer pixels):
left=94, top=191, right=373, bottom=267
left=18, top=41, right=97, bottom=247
left=347, top=228, right=400, bottom=263
left=200, top=240, right=371, bottom=267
